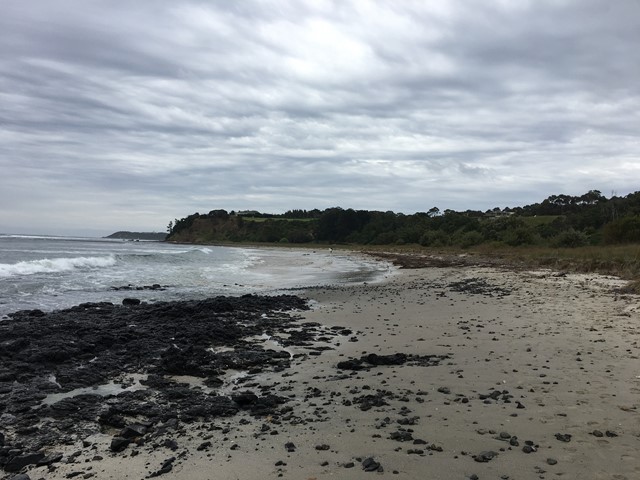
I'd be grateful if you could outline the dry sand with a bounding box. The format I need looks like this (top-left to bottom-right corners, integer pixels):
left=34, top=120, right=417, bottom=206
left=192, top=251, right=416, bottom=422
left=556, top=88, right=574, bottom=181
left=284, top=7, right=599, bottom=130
left=38, top=264, right=640, bottom=480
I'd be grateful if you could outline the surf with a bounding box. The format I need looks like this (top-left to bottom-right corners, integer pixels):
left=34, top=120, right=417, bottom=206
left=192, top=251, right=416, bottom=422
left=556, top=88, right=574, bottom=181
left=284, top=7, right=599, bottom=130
left=0, top=255, right=117, bottom=278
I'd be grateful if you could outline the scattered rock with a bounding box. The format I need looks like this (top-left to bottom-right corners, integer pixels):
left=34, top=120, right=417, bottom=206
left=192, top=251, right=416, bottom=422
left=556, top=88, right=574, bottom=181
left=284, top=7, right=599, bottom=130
left=555, top=433, right=572, bottom=442
left=4, top=452, right=45, bottom=473
left=473, top=451, right=498, bottom=462
left=362, top=457, right=383, bottom=472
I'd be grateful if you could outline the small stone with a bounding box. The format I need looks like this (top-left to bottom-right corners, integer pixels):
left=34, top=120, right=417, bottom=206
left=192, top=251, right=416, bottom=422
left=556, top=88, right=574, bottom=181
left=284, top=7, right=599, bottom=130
left=474, top=451, right=498, bottom=462
left=344, top=462, right=355, bottom=468
left=547, top=458, right=558, bottom=465
left=591, top=430, right=604, bottom=437
left=362, top=457, right=381, bottom=472
left=554, top=433, right=572, bottom=442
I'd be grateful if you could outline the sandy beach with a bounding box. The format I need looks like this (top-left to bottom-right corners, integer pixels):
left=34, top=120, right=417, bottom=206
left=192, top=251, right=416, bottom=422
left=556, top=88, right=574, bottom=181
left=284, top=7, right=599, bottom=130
left=5, top=261, right=640, bottom=480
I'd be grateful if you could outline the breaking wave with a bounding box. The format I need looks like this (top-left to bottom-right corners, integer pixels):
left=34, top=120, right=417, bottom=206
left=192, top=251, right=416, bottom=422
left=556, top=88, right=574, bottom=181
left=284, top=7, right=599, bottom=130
left=0, top=255, right=117, bottom=278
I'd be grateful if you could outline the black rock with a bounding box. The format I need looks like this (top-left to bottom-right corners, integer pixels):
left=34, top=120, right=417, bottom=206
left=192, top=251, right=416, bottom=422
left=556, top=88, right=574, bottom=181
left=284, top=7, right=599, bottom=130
left=554, top=433, right=572, bottom=442
left=36, top=452, right=63, bottom=466
left=122, top=298, right=141, bottom=306
left=473, top=451, right=498, bottom=462
left=547, top=458, right=558, bottom=465
left=9, top=475, right=31, bottom=480
left=362, top=457, right=382, bottom=472
left=149, top=456, right=175, bottom=477
left=591, top=430, right=604, bottom=437
left=4, top=452, right=45, bottom=472
left=390, top=431, right=413, bottom=442
left=315, top=444, right=330, bottom=451
left=120, top=423, right=148, bottom=439
left=110, top=436, right=131, bottom=453
left=163, top=439, right=178, bottom=451
left=344, top=462, right=355, bottom=468
left=196, top=441, right=211, bottom=451
left=285, top=442, right=296, bottom=453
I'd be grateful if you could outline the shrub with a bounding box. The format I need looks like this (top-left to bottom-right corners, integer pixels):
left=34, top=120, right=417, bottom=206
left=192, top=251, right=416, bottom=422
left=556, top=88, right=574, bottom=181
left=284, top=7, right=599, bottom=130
left=603, top=216, right=640, bottom=244
left=419, top=230, right=449, bottom=247
left=503, top=226, right=537, bottom=246
left=552, top=230, right=589, bottom=248
left=457, top=231, right=484, bottom=248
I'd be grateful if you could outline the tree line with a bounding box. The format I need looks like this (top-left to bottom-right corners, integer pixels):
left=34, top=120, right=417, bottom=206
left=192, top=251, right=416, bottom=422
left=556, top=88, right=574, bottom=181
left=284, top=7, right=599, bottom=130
left=165, top=190, right=640, bottom=247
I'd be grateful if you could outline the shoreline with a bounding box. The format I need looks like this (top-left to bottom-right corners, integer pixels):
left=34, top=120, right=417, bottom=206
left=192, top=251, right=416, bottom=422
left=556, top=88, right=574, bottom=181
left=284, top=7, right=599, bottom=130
left=1, top=262, right=639, bottom=479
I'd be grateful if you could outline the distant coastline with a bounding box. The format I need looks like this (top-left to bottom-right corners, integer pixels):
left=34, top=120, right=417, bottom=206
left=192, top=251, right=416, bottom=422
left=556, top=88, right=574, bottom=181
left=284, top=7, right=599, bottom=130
left=104, top=231, right=167, bottom=241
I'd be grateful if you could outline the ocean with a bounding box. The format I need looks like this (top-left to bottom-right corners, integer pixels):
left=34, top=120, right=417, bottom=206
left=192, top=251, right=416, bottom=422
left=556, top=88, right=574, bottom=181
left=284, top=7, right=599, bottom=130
left=0, top=234, right=393, bottom=317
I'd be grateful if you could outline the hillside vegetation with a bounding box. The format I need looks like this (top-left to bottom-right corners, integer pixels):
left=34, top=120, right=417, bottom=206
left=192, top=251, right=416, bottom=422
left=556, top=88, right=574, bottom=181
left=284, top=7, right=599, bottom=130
left=167, top=191, right=640, bottom=248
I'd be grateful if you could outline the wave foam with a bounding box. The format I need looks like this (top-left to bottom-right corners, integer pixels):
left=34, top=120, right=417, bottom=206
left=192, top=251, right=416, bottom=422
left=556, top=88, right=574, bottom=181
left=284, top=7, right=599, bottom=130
left=0, top=255, right=116, bottom=278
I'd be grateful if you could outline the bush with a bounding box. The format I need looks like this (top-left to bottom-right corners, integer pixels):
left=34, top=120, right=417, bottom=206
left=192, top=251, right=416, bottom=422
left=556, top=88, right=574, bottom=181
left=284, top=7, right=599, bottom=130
left=552, top=230, right=589, bottom=248
left=503, top=226, right=537, bottom=246
left=370, top=231, right=397, bottom=245
left=457, top=231, right=484, bottom=248
left=603, top=216, right=640, bottom=244
left=419, top=230, right=449, bottom=247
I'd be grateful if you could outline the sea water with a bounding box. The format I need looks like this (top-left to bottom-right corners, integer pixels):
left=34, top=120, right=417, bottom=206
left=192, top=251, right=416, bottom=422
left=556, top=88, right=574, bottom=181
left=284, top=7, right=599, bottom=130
left=0, top=234, right=392, bottom=317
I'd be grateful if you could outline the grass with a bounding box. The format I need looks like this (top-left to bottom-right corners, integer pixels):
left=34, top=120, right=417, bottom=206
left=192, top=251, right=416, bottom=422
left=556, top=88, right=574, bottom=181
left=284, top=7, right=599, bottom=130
left=356, top=243, right=640, bottom=285
left=471, top=244, right=640, bottom=280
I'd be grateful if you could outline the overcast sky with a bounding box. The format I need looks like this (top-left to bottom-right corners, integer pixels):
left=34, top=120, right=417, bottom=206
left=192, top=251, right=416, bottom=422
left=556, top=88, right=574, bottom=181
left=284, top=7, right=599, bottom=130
left=1, top=0, right=638, bottom=236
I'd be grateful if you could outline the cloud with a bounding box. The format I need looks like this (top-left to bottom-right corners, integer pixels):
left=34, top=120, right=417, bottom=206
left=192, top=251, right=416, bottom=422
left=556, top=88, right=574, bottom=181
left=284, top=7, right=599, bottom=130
left=1, top=0, right=638, bottom=235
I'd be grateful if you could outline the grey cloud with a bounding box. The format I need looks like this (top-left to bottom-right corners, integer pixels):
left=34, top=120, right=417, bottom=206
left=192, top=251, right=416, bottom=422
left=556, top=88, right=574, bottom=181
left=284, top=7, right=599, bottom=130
left=1, top=0, right=638, bottom=235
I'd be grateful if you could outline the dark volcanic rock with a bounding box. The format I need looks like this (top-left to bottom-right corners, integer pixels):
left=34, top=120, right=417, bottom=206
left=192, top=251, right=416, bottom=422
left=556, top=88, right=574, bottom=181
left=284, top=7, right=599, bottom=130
left=473, top=451, right=498, bottom=463
left=110, top=437, right=131, bottom=453
left=0, top=294, right=316, bottom=473
left=362, top=457, right=382, bottom=472
left=448, top=278, right=512, bottom=297
left=4, top=452, right=45, bottom=472
left=337, top=352, right=449, bottom=371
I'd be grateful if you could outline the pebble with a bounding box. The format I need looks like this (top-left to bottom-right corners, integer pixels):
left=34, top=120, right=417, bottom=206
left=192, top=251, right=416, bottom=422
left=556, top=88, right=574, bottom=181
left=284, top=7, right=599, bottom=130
left=474, top=451, right=498, bottom=462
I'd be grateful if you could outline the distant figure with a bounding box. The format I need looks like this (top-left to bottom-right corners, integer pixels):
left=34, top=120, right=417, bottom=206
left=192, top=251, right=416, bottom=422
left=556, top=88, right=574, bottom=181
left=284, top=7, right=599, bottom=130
left=329, top=248, right=333, bottom=253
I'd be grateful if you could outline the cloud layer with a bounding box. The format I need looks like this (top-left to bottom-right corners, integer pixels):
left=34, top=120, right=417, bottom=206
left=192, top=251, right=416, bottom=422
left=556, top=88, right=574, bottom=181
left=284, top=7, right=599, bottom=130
left=2, top=0, right=639, bottom=235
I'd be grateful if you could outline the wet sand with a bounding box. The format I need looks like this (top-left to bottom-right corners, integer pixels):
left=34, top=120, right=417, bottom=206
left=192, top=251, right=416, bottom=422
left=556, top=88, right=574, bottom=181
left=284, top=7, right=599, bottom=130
left=14, top=264, right=640, bottom=480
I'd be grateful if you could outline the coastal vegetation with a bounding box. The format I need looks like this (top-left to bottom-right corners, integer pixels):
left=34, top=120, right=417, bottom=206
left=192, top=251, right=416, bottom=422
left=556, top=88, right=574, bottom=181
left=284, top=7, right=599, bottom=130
left=166, top=190, right=640, bottom=283
left=105, top=231, right=167, bottom=241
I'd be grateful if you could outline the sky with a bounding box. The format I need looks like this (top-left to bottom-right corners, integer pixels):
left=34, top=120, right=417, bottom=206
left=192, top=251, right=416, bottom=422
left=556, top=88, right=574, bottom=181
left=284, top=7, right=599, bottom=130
left=1, top=0, right=639, bottom=236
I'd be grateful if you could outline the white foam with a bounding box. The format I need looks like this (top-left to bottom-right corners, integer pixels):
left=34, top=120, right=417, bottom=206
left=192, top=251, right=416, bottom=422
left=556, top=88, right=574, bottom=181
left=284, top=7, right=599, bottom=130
left=0, top=255, right=116, bottom=278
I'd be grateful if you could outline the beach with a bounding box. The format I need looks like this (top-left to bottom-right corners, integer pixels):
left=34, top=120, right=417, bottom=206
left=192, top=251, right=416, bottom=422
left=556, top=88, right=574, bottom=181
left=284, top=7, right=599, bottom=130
left=2, top=259, right=639, bottom=480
